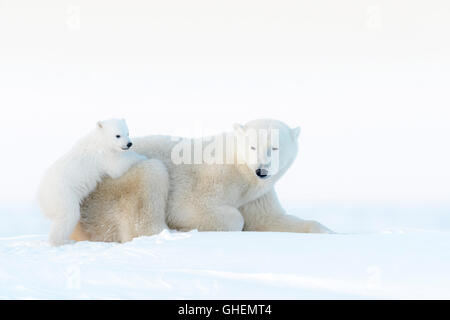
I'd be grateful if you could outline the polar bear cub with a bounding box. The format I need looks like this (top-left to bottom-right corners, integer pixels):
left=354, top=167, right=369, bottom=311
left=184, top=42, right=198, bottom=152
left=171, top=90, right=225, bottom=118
left=38, top=118, right=147, bottom=246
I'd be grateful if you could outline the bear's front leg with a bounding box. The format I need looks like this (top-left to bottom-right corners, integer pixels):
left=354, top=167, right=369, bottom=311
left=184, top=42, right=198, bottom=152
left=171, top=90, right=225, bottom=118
left=105, top=152, right=147, bottom=179
left=168, top=205, right=244, bottom=232
left=240, top=190, right=332, bottom=234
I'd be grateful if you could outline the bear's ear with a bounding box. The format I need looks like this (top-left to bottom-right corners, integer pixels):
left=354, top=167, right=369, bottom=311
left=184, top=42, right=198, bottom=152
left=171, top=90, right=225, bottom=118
left=97, top=121, right=103, bottom=129
left=291, top=126, right=301, bottom=140
left=233, top=123, right=246, bottom=135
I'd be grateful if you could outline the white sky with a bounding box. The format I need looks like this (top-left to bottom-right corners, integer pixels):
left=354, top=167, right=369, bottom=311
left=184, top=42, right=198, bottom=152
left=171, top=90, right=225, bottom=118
left=0, top=0, right=449, bottom=205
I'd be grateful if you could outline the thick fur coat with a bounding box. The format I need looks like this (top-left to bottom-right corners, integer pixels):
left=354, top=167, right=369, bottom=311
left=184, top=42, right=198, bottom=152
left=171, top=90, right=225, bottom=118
left=72, top=119, right=331, bottom=242
left=38, top=119, right=146, bottom=245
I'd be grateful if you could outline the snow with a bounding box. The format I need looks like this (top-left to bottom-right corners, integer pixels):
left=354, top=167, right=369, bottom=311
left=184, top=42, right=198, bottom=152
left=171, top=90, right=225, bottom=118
left=1, top=203, right=450, bottom=299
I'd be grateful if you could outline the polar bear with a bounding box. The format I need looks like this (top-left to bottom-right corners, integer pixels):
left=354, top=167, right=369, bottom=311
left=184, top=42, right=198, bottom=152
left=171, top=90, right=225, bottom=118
left=38, top=118, right=148, bottom=246
left=72, top=119, right=331, bottom=242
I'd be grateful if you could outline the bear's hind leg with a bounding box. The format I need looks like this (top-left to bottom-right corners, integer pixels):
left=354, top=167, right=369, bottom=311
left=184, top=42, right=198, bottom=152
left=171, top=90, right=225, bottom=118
left=76, top=159, right=169, bottom=243
left=49, top=200, right=81, bottom=246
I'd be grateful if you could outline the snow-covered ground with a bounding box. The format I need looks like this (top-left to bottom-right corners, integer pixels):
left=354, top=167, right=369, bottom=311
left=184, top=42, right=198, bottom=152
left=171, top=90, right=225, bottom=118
left=1, top=203, right=449, bottom=299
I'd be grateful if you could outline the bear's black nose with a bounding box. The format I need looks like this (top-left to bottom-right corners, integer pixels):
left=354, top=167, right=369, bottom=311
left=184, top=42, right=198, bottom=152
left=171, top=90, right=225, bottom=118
left=127, top=142, right=133, bottom=148
left=255, top=168, right=269, bottom=178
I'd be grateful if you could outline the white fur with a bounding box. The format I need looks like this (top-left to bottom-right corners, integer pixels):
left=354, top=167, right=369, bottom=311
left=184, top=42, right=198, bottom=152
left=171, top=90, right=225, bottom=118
left=37, top=118, right=147, bottom=246
left=126, top=118, right=331, bottom=234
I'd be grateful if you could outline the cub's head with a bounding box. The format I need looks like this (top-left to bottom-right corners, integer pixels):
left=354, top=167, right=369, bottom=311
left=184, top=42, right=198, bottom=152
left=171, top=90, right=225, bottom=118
left=96, top=118, right=133, bottom=151
left=234, top=119, right=300, bottom=180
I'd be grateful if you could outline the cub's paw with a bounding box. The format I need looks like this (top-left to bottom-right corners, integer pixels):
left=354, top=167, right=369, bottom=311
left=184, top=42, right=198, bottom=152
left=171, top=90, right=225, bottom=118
left=128, top=152, right=147, bottom=163
left=136, top=154, right=148, bottom=162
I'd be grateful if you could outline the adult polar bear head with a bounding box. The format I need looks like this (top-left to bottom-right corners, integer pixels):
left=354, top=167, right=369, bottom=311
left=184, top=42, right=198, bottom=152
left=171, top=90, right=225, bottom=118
left=233, top=119, right=301, bottom=181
